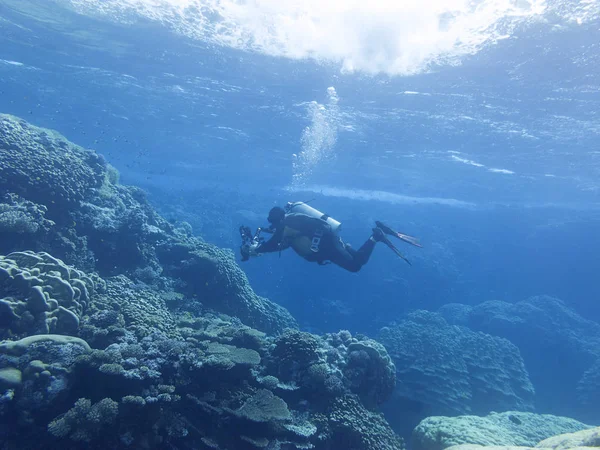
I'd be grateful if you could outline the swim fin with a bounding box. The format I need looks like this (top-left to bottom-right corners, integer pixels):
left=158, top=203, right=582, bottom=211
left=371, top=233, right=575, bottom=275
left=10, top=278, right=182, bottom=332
left=379, top=234, right=412, bottom=265
left=375, top=221, right=422, bottom=248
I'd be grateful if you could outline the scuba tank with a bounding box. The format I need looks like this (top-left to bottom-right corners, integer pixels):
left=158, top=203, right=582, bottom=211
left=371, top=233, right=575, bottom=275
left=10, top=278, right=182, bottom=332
left=285, top=201, right=342, bottom=234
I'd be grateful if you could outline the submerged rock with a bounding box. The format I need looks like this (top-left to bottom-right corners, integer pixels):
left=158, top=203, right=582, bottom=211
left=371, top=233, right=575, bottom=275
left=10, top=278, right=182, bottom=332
left=412, top=412, right=592, bottom=450
left=537, top=426, right=600, bottom=449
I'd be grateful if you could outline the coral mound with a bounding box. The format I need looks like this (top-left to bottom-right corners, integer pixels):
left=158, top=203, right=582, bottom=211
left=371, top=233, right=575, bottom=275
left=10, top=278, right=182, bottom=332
left=0, top=114, right=106, bottom=213
left=378, top=310, right=535, bottom=435
left=380, top=311, right=534, bottom=417
left=439, top=296, right=600, bottom=422
left=0, top=113, right=296, bottom=335
left=0, top=251, right=95, bottom=339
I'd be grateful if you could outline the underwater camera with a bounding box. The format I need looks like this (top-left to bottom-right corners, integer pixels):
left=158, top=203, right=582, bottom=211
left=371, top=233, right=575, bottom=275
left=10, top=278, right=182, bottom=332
left=239, top=225, right=266, bottom=261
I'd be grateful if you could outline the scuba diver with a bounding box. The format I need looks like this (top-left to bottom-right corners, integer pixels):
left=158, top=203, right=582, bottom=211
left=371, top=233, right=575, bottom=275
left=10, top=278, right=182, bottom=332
left=239, top=201, right=422, bottom=272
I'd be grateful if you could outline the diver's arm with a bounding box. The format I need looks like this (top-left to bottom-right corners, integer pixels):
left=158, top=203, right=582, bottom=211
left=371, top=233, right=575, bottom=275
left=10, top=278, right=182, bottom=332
left=256, top=227, right=284, bottom=254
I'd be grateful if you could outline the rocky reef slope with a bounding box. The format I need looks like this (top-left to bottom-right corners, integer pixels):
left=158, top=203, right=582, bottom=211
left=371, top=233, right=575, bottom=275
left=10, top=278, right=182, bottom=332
left=0, top=113, right=294, bottom=335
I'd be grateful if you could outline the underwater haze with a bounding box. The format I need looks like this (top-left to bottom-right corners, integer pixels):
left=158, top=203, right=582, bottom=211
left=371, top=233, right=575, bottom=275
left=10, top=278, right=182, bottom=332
left=2, top=0, right=599, bottom=329
left=1, top=0, right=600, bottom=446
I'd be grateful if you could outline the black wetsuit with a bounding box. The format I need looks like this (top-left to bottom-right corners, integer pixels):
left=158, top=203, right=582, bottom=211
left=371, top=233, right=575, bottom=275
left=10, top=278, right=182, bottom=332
left=256, top=213, right=376, bottom=273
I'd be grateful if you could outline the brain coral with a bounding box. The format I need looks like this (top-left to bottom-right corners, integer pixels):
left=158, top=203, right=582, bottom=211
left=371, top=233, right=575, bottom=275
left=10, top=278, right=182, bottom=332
left=0, top=251, right=94, bottom=338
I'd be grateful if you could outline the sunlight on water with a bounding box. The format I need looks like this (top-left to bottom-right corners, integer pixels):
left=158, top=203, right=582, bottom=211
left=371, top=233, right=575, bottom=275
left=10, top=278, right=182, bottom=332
left=58, top=0, right=563, bottom=75
left=291, top=87, right=340, bottom=188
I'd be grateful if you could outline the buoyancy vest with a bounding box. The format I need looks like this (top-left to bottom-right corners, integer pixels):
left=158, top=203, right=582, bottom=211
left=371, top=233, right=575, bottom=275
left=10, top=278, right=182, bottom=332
left=281, top=213, right=333, bottom=257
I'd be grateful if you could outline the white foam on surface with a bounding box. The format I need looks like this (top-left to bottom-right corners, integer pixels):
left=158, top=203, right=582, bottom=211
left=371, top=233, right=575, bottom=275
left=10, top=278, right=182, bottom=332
left=60, top=0, right=560, bottom=75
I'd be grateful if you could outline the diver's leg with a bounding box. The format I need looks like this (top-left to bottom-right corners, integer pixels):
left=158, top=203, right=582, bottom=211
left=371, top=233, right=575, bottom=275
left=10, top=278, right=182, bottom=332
left=327, top=235, right=377, bottom=272
left=322, top=237, right=361, bottom=272
left=350, top=236, right=377, bottom=267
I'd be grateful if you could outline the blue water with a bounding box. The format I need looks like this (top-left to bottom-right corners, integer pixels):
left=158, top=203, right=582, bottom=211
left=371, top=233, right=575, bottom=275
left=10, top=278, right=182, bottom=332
left=1, top=0, right=600, bottom=409
left=2, top=0, right=599, bottom=328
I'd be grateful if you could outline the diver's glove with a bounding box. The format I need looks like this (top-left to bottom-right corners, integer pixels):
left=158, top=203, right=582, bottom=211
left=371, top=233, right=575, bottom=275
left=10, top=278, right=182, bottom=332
left=240, top=240, right=260, bottom=262
left=248, top=240, right=260, bottom=257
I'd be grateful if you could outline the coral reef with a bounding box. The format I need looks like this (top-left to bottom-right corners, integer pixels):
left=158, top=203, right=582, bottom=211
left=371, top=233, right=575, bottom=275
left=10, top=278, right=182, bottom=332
left=577, top=358, right=600, bottom=411
left=0, top=334, right=92, bottom=430
left=328, top=394, right=405, bottom=450
left=265, top=329, right=396, bottom=411
left=343, top=338, right=396, bottom=409
left=0, top=113, right=294, bottom=335
left=155, top=234, right=297, bottom=334
left=412, top=411, right=591, bottom=450
left=0, top=114, right=106, bottom=215
left=378, top=310, right=534, bottom=435
left=90, top=275, right=179, bottom=340
left=48, top=397, right=119, bottom=442
left=0, top=193, right=55, bottom=236
left=0, top=251, right=95, bottom=339
left=0, top=304, right=401, bottom=449
left=439, top=296, right=600, bottom=421
left=0, top=114, right=403, bottom=449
